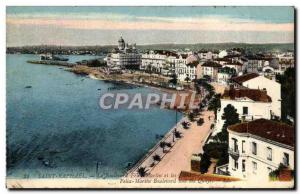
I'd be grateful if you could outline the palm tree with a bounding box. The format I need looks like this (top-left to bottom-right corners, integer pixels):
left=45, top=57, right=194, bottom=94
left=165, top=142, right=172, bottom=148
left=184, top=75, right=191, bottom=83
left=188, top=112, right=195, bottom=121
left=169, top=73, right=178, bottom=86
left=153, top=154, right=161, bottom=162
left=159, top=141, right=167, bottom=153
left=182, top=121, right=189, bottom=129
left=197, top=118, right=204, bottom=126
left=174, top=131, right=182, bottom=138
left=138, top=167, right=147, bottom=177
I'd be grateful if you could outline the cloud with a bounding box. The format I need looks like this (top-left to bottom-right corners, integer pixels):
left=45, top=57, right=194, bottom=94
left=7, top=16, right=294, bottom=32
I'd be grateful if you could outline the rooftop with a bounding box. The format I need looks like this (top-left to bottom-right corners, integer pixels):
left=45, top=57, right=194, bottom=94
left=186, top=54, right=200, bottom=66
left=222, top=88, right=272, bottom=102
left=179, top=171, right=240, bottom=182
left=228, top=119, right=294, bottom=147
left=231, top=73, right=259, bottom=84
left=224, top=61, right=243, bottom=66
left=202, top=61, right=222, bottom=68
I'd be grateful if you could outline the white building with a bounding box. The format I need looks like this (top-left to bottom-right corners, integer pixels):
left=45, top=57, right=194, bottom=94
left=276, top=52, right=294, bottom=65
left=201, top=61, right=222, bottom=81
left=217, top=68, right=235, bottom=85
left=222, top=61, right=244, bottom=74
left=215, top=88, right=273, bottom=134
left=245, top=55, right=276, bottom=74
left=174, top=54, right=201, bottom=82
left=218, top=50, right=228, bottom=58
left=106, top=37, right=141, bottom=69
left=198, top=51, right=218, bottom=60
left=141, top=50, right=202, bottom=82
left=225, top=119, right=294, bottom=181
left=231, top=73, right=281, bottom=118
left=141, top=50, right=177, bottom=74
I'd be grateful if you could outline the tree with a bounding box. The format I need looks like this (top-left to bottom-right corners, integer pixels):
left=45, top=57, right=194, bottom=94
left=199, top=152, right=211, bottom=174
left=159, top=141, right=167, bottom=153
left=184, top=75, right=191, bottom=83
left=169, top=73, right=178, bottom=86
left=197, top=118, right=204, bottom=126
left=188, top=112, right=195, bottom=121
left=165, top=142, right=172, bottom=148
left=203, top=75, right=211, bottom=82
left=153, top=154, right=161, bottom=162
left=208, top=94, right=221, bottom=118
left=276, top=68, right=295, bottom=122
left=87, top=59, right=107, bottom=67
left=182, top=121, right=190, bottom=129
left=138, top=167, right=147, bottom=177
left=219, top=104, right=240, bottom=142
left=199, top=142, right=228, bottom=173
left=174, top=131, right=182, bottom=138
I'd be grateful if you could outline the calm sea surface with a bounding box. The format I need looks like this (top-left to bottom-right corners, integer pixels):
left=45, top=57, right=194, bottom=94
left=6, top=54, right=182, bottom=178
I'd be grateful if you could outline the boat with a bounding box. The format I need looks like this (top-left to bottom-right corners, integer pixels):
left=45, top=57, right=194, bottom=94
left=40, top=54, right=69, bottom=61
left=52, top=55, right=69, bottom=61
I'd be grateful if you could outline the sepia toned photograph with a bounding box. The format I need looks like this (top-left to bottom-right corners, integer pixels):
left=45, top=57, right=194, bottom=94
left=5, top=6, right=295, bottom=189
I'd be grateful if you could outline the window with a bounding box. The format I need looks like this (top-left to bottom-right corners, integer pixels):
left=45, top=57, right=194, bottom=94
left=232, top=138, right=238, bottom=152
left=267, top=147, right=272, bottom=161
left=252, top=161, right=257, bottom=174
left=234, top=159, right=238, bottom=169
left=283, top=153, right=289, bottom=166
left=252, top=142, right=257, bottom=155
left=242, top=160, right=246, bottom=172
left=242, top=140, right=245, bottom=153
left=243, top=107, right=248, bottom=115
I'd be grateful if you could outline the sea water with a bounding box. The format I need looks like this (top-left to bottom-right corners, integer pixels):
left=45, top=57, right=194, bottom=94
left=6, top=54, right=182, bottom=179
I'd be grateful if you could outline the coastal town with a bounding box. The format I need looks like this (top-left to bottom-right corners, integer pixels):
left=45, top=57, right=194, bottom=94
left=8, top=36, right=295, bottom=186
left=104, top=37, right=295, bottom=183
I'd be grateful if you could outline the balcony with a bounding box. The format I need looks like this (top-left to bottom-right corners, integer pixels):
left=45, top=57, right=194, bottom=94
left=240, top=114, right=254, bottom=122
left=228, top=148, right=240, bottom=159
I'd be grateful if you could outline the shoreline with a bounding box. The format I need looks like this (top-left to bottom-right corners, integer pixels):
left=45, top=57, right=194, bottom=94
left=23, top=57, right=201, bottom=181
left=27, top=59, right=191, bottom=96
left=125, top=116, right=187, bottom=177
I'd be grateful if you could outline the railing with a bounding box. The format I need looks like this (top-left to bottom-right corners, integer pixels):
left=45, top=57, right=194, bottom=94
left=215, top=164, right=230, bottom=175
left=240, top=114, right=254, bottom=122
left=228, top=148, right=240, bottom=157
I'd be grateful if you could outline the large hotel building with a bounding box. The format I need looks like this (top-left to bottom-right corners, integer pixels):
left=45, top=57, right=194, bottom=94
left=106, top=37, right=142, bottom=69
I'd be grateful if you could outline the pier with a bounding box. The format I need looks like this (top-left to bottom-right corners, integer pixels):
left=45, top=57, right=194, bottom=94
left=27, top=60, right=76, bottom=67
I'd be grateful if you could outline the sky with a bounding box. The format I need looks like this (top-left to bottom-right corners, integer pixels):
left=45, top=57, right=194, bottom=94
left=6, top=6, right=295, bottom=46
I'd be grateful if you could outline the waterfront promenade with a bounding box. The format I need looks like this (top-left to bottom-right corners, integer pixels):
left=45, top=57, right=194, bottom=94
left=126, top=110, right=214, bottom=179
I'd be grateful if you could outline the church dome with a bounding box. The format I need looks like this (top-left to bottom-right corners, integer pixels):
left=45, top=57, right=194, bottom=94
left=118, top=36, right=125, bottom=43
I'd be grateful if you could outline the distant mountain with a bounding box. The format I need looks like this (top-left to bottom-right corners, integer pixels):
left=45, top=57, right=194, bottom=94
left=137, top=43, right=294, bottom=53
left=6, top=43, right=294, bottom=54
